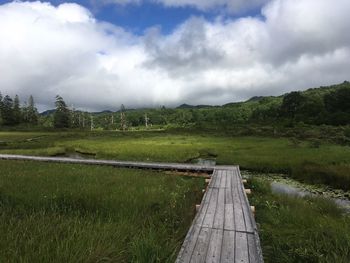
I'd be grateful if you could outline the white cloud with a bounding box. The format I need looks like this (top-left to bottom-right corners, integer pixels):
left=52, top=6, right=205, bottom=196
left=0, top=0, right=349, bottom=111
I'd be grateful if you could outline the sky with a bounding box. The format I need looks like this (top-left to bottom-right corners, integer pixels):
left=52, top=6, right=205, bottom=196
left=0, top=0, right=349, bottom=111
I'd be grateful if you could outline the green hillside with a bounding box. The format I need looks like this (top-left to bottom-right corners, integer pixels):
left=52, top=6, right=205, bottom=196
left=2, top=81, right=350, bottom=130
left=83, top=81, right=350, bottom=129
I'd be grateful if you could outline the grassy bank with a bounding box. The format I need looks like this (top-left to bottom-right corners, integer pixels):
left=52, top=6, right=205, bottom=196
left=0, top=160, right=204, bottom=262
left=249, top=178, right=350, bottom=263
left=1, top=130, right=349, bottom=190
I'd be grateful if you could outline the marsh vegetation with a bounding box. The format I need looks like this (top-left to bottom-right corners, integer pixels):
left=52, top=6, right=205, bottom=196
left=1, top=130, right=349, bottom=190
left=0, top=160, right=204, bottom=262
left=248, top=178, right=350, bottom=263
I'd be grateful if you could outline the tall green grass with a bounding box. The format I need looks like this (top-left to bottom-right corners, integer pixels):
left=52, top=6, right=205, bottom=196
left=1, top=131, right=350, bottom=189
left=0, top=160, right=204, bottom=262
left=249, top=178, right=350, bottom=263
left=292, top=163, right=350, bottom=190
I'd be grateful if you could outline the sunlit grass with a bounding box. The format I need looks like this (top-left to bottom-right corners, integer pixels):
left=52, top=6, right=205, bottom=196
left=249, top=178, right=350, bottom=263
left=0, top=160, right=204, bottom=262
left=1, top=130, right=350, bottom=189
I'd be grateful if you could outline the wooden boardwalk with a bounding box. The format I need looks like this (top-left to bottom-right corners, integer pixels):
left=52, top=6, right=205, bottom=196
left=0, top=154, right=263, bottom=262
left=176, top=167, right=263, bottom=263
left=0, top=154, right=213, bottom=173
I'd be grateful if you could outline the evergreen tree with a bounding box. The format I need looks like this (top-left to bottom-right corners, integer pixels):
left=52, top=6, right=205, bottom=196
left=53, top=95, right=70, bottom=128
left=70, top=105, right=81, bottom=128
left=22, top=101, right=28, bottom=123
left=13, top=95, right=22, bottom=124
left=0, top=92, right=3, bottom=124
left=27, top=95, right=38, bottom=125
left=2, top=95, right=14, bottom=125
left=120, top=104, right=127, bottom=131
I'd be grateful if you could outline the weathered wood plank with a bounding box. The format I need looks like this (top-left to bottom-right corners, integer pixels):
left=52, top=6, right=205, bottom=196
left=224, top=204, right=235, bottom=231
left=202, top=188, right=219, bottom=228
left=194, top=187, right=214, bottom=227
left=221, top=230, right=235, bottom=263
left=234, top=167, right=254, bottom=233
left=220, top=170, right=227, bottom=188
left=191, top=227, right=212, bottom=263
left=225, top=170, right=233, bottom=204
left=213, top=187, right=225, bottom=229
left=205, top=228, right=224, bottom=263
left=211, top=170, right=219, bottom=187
left=176, top=224, right=202, bottom=263
left=213, top=170, right=222, bottom=188
left=248, top=233, right=260, bottom=263
left=235, top=232, right=249, bottom=263
left=231, top=173, right=246, bottom=232
left=0, top=154, right=215, bottom=173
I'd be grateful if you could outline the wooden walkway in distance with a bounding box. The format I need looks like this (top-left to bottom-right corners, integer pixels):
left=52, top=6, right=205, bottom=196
left=0, top=154, right=213, bottom=173
left=176, top=167, right=263, bottom=263
left=0, top=154, right=263, bottom=262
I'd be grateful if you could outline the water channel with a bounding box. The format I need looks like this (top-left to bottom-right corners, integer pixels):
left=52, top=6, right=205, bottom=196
left=242, top=171, right=350, bottom=212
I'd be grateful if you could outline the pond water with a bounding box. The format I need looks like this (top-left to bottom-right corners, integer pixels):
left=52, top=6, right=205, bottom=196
left=243, top=171, right=350, bottom=213
left=191, top=158, right=216, bottom=166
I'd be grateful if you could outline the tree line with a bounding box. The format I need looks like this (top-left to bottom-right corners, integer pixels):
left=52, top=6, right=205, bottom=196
left=251, top=82, right=350, bottom=126
left=0, top=92, right=38, bottom=126
left=2, top=81, right=349, bottom=130
left=52, top=96, right=128, bottom=130
left=62, top=82, right=350, bottom=130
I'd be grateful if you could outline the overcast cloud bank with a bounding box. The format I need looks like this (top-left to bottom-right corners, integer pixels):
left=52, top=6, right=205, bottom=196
left=0, top=0, right=349, bottom=111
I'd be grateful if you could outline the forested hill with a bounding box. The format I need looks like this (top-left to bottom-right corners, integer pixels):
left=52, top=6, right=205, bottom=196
left=1, top=81, right=349, bottom=129
left=83, top=81, right=350, bottom=129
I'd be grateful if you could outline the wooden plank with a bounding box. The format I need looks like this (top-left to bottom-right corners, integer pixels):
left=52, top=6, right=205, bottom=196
left=231, top=172, right=246, bottom=232
left=213, top=187, right=225, bottom=229
left=0, top=154, right=215, bottom=173
left=194, top=187, right=214, bottom=227
left=210, top=170, right=219, bottom=188
left=205, top=229, right=224, bottom=263
left=224, top=170, right=235, bottom=231
left=191, top=227, right=212, bottom=263
left=234, top=167, right=254, bottom=233
left=248, top=233, right=260, bottom=263
left=202, top=188, right=219, bottom=228
left=176, top=224, right=201, bottom=263
left=224, top=204, right=235, bottom=231
left=212, top=170, right=222, bottom=188
left=221, top=230, right=235, bottom=263
left=235, top=232, right=249, bottom=263
left=225, top=170, right=233, bottom=204
left=220, top=170, right=227, bottom=188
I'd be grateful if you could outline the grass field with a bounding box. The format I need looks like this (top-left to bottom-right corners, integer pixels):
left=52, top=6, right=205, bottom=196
left=1, top=130, right=350, bottom=261
left=1, top=130, right=349, bottom=189
left=249, top=178, right=350, bottom=263
left=0, top=160, right=204, bottom=262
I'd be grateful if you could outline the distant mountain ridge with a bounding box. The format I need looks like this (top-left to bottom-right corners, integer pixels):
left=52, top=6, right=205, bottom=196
left=40, top=81, right=349, bottom=115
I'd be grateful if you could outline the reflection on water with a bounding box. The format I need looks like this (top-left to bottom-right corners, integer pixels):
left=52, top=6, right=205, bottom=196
left=271, top=182, right=309, bottom=197
left=192, top=158, right=216, bottom=167
left=242, top=171, right=350, bottom=213
left=271, top=181, right=350, bottom=212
